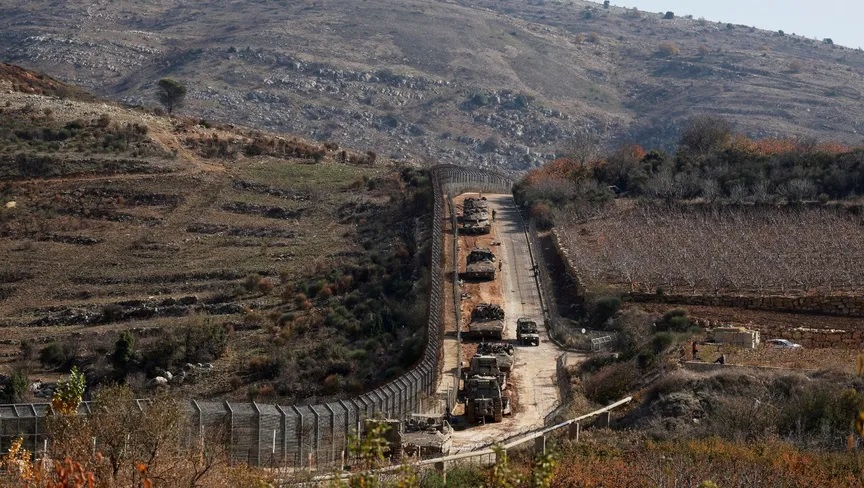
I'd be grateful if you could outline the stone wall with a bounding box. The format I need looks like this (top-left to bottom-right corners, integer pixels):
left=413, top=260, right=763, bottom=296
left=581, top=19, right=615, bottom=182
left=626, top=292, right=864, bottom=318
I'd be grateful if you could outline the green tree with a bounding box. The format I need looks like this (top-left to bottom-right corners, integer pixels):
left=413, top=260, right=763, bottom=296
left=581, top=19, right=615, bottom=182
left=156, top=78, right=187, bottom=114
left=4, top=369, right=29, bottom=403
left=111, top=330, right=136, bottom=373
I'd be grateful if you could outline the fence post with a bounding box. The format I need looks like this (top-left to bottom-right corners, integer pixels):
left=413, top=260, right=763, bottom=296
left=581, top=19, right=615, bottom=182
left=326, top=403, right=336, bottom=468
left=534, top=434, right=546, bottom=454
left=224, top=401, right=234, bottom=464
left=276, top=405, right=288, bottom=464
left=569, top=422, right=580, bottom=442
left=292, top=405, right=303, bottom=468
left=252, top=402, right=262, bottom=466
left=435, top=461, right=447, bottom=484
left=311, top=407, right=320, bottom=470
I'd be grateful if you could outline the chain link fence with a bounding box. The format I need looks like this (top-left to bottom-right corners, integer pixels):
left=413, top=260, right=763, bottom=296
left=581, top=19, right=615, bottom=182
left=0, top=165, right=513, bottom=469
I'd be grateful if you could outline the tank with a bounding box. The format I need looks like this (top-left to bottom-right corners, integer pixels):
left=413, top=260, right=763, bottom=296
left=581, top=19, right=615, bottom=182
left=463, top=247, right=496, bottom=280
left=463, top=354, right=507, bottom=389
left=476, top=342, right=515, bottom=372
left=464, top=376, right=511, bottom=424
left=516, top=318, right=540, bottom=346
left=468, top=303, right=505, bottom=340
left=462, top=197, right=491, bottom=234
left=463, top=197, right=489, bottom=211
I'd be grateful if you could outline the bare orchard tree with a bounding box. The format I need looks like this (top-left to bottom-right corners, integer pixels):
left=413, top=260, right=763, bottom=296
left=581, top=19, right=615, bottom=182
left=562, top=205, right=864, bottom=294
left=562, top=129, right=602, bottom=165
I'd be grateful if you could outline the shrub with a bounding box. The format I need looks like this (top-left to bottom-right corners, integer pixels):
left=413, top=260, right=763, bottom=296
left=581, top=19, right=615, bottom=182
left=4, top=370, right=29, bottom=403
left=111, top=331, right=136, bottom=371
left=655, top=309, right=693, bottom=333
left=663, top=11, right=674, bottom=19
left=584, top=361, right=640, bottom=404
left=590, top=296, right=622, bottom=327
left=530, top=201, right=555, bottom=230
left=248, top=355, right=282, bottom=380
left=257, top=277, right=274, bottom=295
left=243, top=274, right=261, bottom=292
left=39, top=342, right=70, bottom=369
left=96, top=113, right=111, bottom=128
left=652, top=331, right=675, bottom=353
left=657, top=41, right=680, bottom=57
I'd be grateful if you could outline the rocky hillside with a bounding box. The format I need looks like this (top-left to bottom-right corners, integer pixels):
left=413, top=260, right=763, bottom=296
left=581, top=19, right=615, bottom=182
left=2, top=0, right=864, bottom=171
left=0, top=65, right=433, bottom=404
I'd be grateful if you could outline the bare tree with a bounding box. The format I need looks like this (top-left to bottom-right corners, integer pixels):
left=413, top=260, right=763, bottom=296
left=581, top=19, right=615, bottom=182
left=679, top=115, right=733, bottom=155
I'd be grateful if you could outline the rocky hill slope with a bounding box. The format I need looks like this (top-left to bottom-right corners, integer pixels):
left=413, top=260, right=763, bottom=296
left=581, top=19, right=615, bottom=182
left=0, top=64, right=432, bottom=404
left=2, top=0, right=863, bottom=171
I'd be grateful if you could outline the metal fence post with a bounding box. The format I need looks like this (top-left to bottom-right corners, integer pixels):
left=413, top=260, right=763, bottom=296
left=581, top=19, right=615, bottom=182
left=291, top=405, right=303, bottom=467
left=224, top=401, right=234, bottom=464
left=252, top=402, right=262, bottom=466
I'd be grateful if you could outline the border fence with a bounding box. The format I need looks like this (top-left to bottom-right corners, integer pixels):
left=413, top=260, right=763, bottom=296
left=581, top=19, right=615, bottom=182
left=0, top=165, right=514, bottom=469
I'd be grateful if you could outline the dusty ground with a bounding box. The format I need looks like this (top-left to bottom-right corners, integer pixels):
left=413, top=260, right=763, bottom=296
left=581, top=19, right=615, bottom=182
left=439, top=194, right=570, bottom=452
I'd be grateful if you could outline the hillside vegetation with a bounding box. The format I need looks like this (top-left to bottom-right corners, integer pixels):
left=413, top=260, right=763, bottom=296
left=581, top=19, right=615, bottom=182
left=0, top=64, right=432, bottom=405
left=2, top=1, right=864, bottom=172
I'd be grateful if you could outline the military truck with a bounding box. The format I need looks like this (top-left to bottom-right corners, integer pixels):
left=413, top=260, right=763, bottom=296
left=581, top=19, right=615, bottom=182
left=516, top=318, right=540, bottom=346
left=464, top=376, right=511, bottom=423
left=364, top=415, right=453, bottom=461
left=476, top=342, right=514, bottom=372
left=463, top=354, right=507, bottom=389
left=468, top=303, right=505, bottom=340
left=463, top=247, right=496, bottom=280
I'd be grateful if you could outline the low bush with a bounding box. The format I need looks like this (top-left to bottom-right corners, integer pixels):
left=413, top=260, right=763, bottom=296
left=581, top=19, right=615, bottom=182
left=589, top=296, right=622, bottom=327
left=584, top=361, right=640, bottom=404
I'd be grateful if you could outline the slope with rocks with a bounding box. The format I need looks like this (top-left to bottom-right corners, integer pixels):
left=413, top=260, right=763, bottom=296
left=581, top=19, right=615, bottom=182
left=2, top=0, right=862, bottom=173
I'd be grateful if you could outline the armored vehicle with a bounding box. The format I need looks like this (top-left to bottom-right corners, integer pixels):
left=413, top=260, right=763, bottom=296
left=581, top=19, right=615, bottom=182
left=462, top=210, right=491, bottom=234
left=461, top=197, right=491, bottom=234
left=364, top=415, right=453, bottom=461
left=464, top=376, right=510, bottom=423
left=463, top=247, right=496, bottom=280
left=516, top=318, right=540, bottom=346
left=463, top=196, right=489, bottom=211
left=476, top=342, right=514, bottom=372
left=468, top=303, right=505, bottom=340
left=401, top=414, right=453, bottom=458
left=463, top=354, right=507, bottom=388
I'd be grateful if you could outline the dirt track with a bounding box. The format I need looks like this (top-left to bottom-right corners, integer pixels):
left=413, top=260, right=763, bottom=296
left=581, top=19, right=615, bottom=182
left=440, top=194, right=567, bottom=452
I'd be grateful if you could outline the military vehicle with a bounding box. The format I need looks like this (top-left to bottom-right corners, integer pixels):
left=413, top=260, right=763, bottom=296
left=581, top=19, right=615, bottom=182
left=516, top=318, right=540, bottom=346
left=476, top=342, right=515, bottom=372
left=463, top=354, right=507, bottom=389
left=401, top=414, right=453, bottom=458
left=464, top=376, right=511, bottom=423
left=364, top=415, right=453, bottom=461
left=463, top=247, right=496, bottom=280
left=461, top=197, right=491, bottom=234
left=468, top=303, right=505, bottom=340
left=463, top=196, right=489, bottom=211
left=462, top=210, right=491, bottom=234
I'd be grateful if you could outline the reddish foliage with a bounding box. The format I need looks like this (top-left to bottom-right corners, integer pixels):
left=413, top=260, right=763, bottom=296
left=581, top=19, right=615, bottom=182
left=523, top=158, right=590, bottom=187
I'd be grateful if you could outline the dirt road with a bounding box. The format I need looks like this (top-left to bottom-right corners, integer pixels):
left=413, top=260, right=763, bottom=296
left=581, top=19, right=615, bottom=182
left=443, top=194, right=567, bottom=452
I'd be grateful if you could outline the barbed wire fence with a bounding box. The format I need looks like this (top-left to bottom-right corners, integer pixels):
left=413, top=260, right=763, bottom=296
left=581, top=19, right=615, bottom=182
left=0, top=165, right=514, bottom=470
